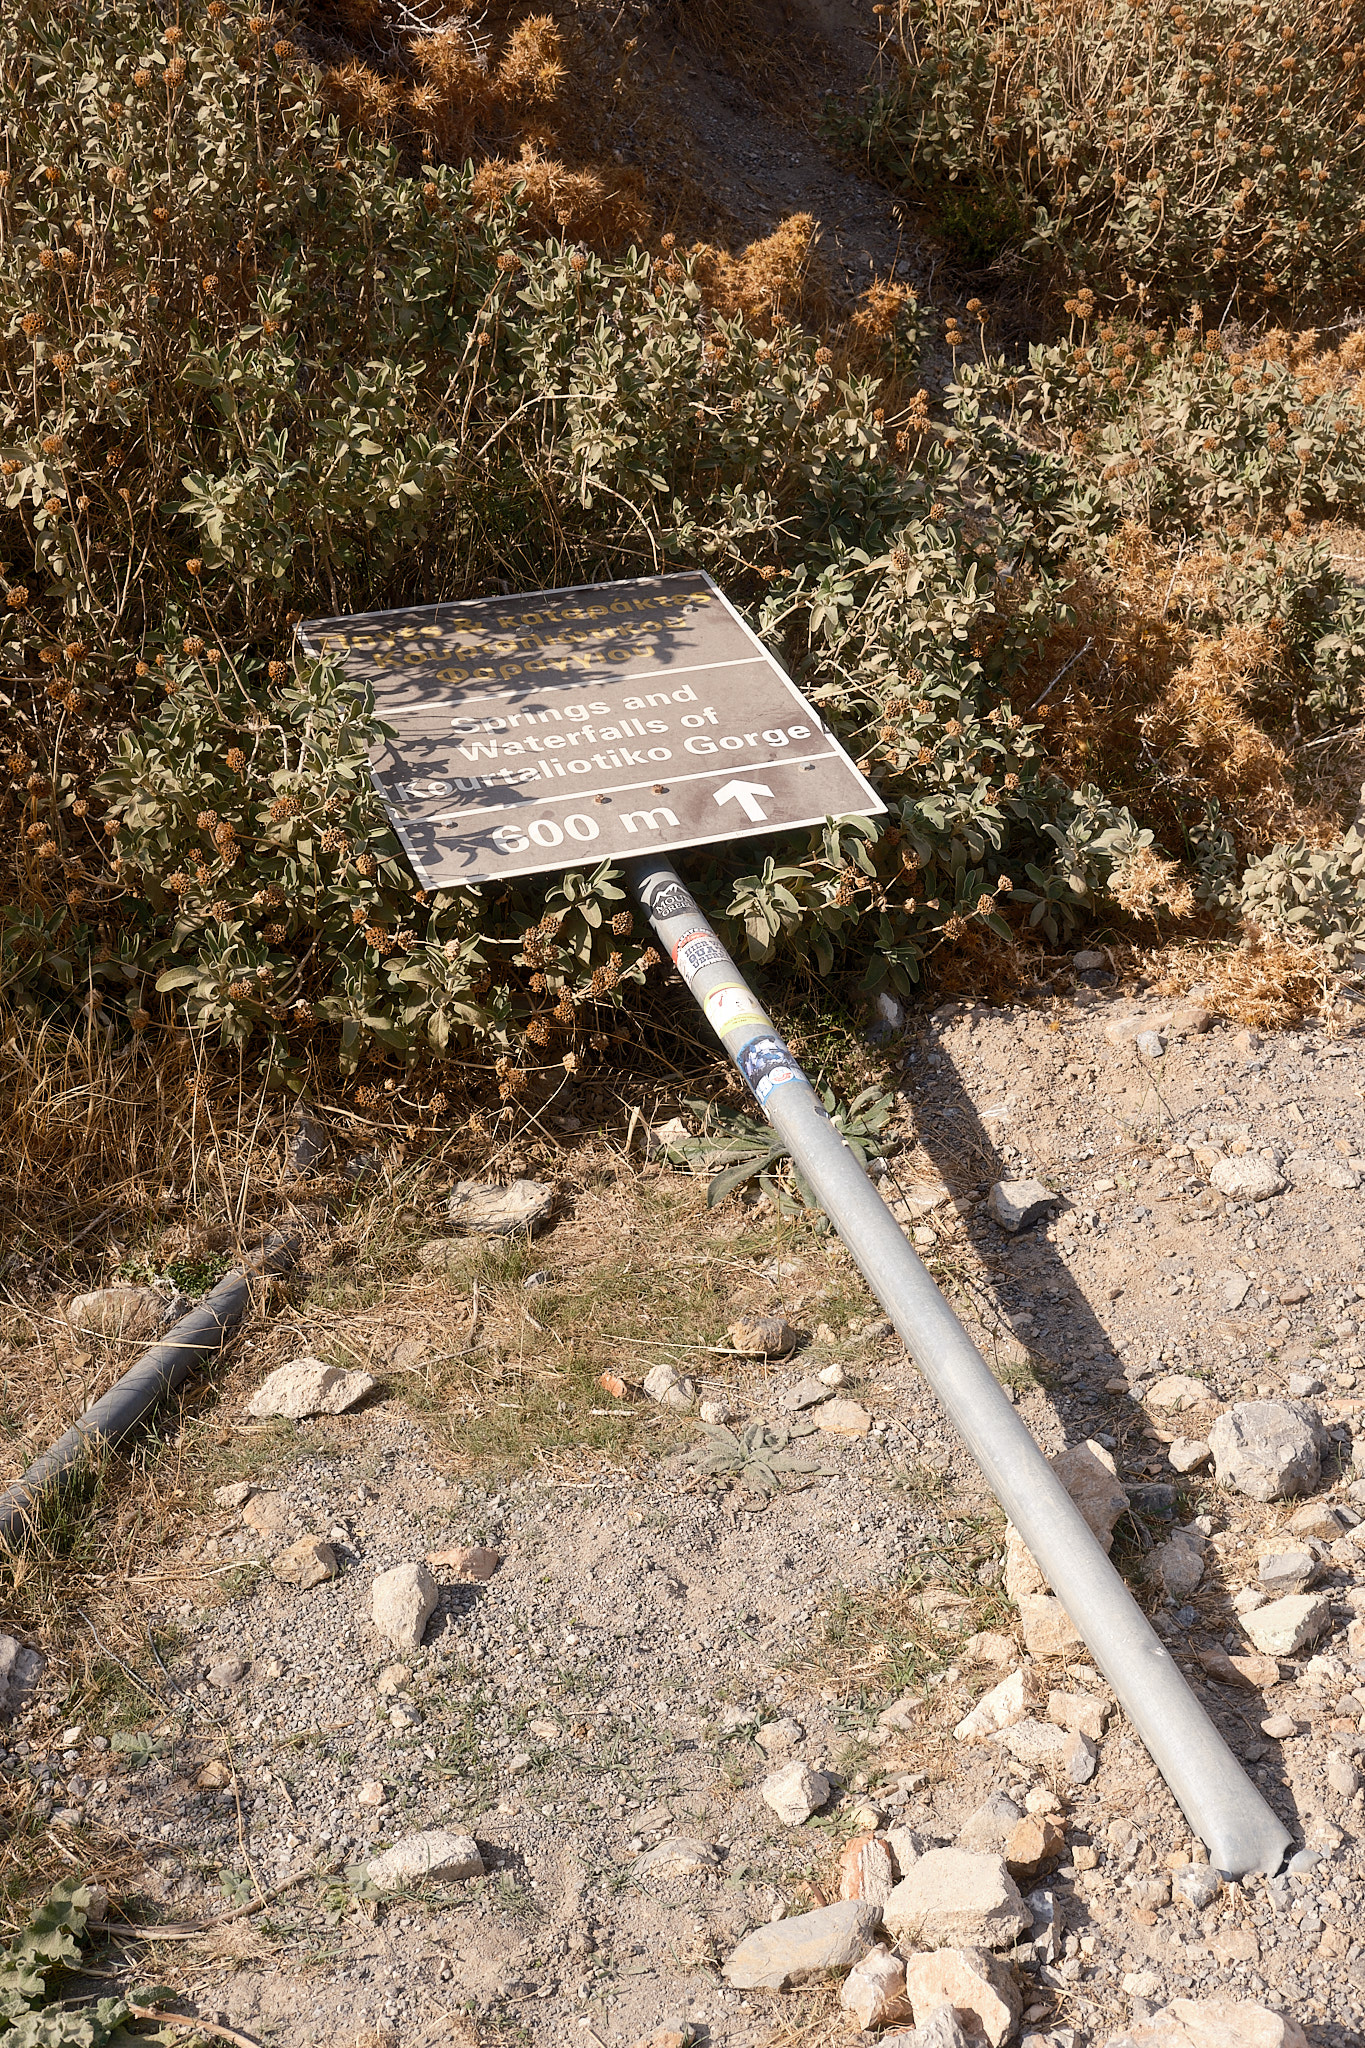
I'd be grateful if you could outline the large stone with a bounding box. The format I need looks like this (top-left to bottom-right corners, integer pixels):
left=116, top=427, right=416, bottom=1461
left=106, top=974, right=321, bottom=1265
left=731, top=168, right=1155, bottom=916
left=1005, top=1441, right=1125, bottom=1612
left=365, top=1829, right=483, bottom=1887
left=1288, top=1501, right=1350, bottom=1541
left=1241, top=1592, right=1334, bottom=1657
left=884, top=2010, right=972, bottom=2048
left=270, top=1536, right=337, bottom=1589
left=882, top=1850, right=1030, bottom=1951
left=1147, top=1375, right=1210, bottom=1413
left=986, top=1179, right=1058, bottom=1232
left=992, top=1717, right=1097, bottom=1784
left=1208, top=1155, right=1286, bottom=1202
left=247, top=1359, right=375, bottom=1420
left=643, top=1361, right=695, bottom=1411
left=1004, top=1815, right=1065, bottom=1883
left=814, top=1399, right=873, bottom=1435
left=426, top=1544, right=501, bottom=1582
left=634, top=1836, right=717, bottom=1878
left=761, top=1759, right=829, bottom=1825
left=840, top=1945, right=908, bottom=2028
left=902, top=1948, right=1023, bottom=2048
left=241, top=1490, right=290, bottom=1534
left=727, top=1314, right=798, bottom=1357
left=1048, top=1689, right=1108, bottom=1743
left=1196, top=1647, right=1280, bottom=1690
left=1004, top=1525, right=1047, bottom=1602
left=1257, top=1550, right=1318, bottom=1597
left=1208, top=1400, right=1325, bottom=1501
left=1105, top=1999, right=1308, bottom=2048
left=65, top=1285, right=165, bottom=1343
left=1149, top=1531, right=1205, bottom=1600
left=447, top=1178, right=553, bottom=1236
left=1052, top=1440, right=1127, bottom=1545
left=954, top=1667, right=1041, bottom=1742
left=957, top=1791, right=1023, bottom=1856
left=371, top=1562, right=438, bottom=1651
left=0, top=1634, right=43, bottom=1719
left=722, top=1900, right=880, bottom=1989
left=839, top=1833, right=895, bottom=1907
left=1018, top=1593, right=1083, bottom=1659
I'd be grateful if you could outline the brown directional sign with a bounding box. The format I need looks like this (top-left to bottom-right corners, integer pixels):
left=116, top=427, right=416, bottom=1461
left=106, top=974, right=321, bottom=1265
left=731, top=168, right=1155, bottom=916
left=296, top=569, right=885, bottom=887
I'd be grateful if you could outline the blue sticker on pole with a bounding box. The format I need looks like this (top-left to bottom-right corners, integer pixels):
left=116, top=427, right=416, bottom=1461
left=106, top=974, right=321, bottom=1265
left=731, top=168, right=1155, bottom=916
left=735, top=1033, right=800, bottom=1103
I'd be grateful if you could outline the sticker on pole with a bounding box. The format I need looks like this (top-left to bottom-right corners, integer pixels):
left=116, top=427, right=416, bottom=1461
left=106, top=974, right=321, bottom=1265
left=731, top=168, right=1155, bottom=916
left=296, top=570, right=885, bottom=887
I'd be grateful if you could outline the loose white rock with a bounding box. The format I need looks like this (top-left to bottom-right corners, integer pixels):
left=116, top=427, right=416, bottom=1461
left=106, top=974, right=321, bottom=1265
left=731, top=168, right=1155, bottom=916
left=1241, top=1591, right=1334, bottom=1657
left=882, top=1849, right=1030, bottom=1951
left=1171, top=1865, right=1222, bottom=1911
left=840, top=1945, right=907, bottom=2028
left=986, top=1179, right=1058, bottom=1233
left=1208, top=1399, right=1325, bottom=1501
left=643, top=1361, right=695, bottom=1411
left=902, top=1947, right=1022, bottom=2048
left=65, top=1285, right=166, bottom=1342
left=1106, top=1998, right=1308, bottom=2047
left=246, top=1359, right=374, bottom=1420
left=761, top=1759, right=830, bottom=1825
left=722, top=1900, right=880, bottom=1989
left=814, top=1398, right=873, bottom=1434
left=365, top=1830, right=483, bottom=1887
left=839, top=1833, right=896, bottom=1907
left=447, top=1178, right=553, bottom=1236
left=991, top=1717, right=1097, bottom=1784
left=633, top=1836, right=717, bottom=1878
left=1017, top=1592, right=1083, bottom=1659
left=1149, top=1530, right=1205, bottom=1600
left=755, top=1716, right=804, bottom=1757
left=270, top=1536, right=337, bottom=1589
left=1047, top=1689, right=1108, bottom=1742
left=1208, top=1155, right=1286, bottom=1202
left=1168, top=1438, right=1211, bottom=1474
left=1256, top=1550, right=1318, bottom=1597
left=956, top=1792, right=1023, bottom=1856
left=1146, top=1374, right=1209, bottom=1413
left=953, top=1667, right=1040, bottom=1742
left=371, top=1562, right=438, bottom=1651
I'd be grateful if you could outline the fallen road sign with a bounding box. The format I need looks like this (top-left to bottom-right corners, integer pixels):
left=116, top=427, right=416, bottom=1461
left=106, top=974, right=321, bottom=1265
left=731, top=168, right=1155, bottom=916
left=296, top=569, right=885, bottom=886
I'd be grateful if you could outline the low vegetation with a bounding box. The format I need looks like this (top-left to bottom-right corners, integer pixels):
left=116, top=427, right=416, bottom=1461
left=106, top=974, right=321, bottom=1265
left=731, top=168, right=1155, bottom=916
left=1, top=0, right=1363, bottom=1118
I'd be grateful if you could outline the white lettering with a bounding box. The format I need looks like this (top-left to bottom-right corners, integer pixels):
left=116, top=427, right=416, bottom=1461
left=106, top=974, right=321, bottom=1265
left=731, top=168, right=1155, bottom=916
left=621, top=806, right=679, bottom=834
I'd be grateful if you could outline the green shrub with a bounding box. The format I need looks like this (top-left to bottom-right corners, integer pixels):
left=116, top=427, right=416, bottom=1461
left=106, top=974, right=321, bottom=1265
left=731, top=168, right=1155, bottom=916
left=850, top=0, right=1365, bottom=313
left=0, top=0, right=1245, bottom=1084
left=1240, top=791, right=1365, bottom=961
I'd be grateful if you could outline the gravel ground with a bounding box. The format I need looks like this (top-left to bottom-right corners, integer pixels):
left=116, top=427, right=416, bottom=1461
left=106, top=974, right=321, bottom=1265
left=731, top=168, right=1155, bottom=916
left=5, top=974, right=1365, bottom=2047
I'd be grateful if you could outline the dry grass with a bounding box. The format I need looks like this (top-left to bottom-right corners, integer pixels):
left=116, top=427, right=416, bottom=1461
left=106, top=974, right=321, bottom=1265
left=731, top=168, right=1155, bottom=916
left=1015, top=525, right=1346, bottom=865
left=1143, top=928, right=1353, bottom=1031
left=688, top=214, right=833, bottom=335
left=315, top=4, right=651, bottom=251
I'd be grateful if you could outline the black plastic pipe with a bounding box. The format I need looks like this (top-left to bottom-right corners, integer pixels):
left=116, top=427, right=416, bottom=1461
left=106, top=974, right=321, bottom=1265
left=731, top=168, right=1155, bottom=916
left=0, top=1232, right=299, bottom=1549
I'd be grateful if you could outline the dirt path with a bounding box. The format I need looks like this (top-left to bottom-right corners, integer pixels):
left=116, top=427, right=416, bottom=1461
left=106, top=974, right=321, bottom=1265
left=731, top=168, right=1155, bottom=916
left=7, top=974, right=1365, bottom=2047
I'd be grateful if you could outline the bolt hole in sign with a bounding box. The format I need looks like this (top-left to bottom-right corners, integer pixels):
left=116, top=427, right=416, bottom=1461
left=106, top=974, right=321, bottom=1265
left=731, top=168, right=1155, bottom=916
left=296, top=570, right=884, bottom=885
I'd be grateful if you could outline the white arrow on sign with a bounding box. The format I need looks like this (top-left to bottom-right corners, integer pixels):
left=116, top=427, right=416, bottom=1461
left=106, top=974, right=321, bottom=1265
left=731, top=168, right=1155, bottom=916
left=714, top=779, right=774, bottom=822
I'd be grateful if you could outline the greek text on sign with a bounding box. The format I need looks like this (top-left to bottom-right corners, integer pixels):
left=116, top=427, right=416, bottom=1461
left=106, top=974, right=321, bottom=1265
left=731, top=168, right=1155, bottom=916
left=296, top=570, right=885, bottom=886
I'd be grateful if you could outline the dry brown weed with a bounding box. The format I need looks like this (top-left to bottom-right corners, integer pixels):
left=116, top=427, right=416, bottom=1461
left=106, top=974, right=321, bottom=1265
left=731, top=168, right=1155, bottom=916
left=688, top=215, right=832, bottom=334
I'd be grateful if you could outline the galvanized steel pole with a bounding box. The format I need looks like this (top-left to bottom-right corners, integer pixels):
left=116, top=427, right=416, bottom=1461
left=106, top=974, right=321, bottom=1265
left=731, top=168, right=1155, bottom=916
left=631, top=852, right=1291, bottom=1879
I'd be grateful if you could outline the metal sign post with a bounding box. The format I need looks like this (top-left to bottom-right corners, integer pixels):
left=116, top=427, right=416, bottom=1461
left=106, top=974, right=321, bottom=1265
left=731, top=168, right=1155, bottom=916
left=630, top=853, right=1291, bottom=1881
left=298, top=579, right=1293, bottom=1879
